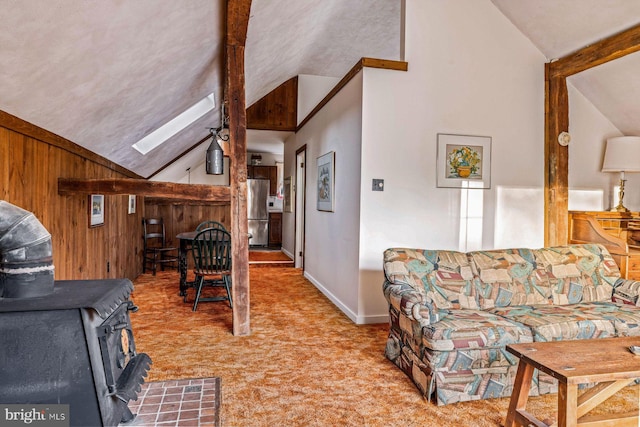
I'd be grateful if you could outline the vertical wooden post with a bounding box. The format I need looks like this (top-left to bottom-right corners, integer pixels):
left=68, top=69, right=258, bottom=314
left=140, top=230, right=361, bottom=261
left=226, top=0, right=252, bottom=336
left=544, top=24, right=640, bottom=246
left=544, top=65, right=569, bottom=247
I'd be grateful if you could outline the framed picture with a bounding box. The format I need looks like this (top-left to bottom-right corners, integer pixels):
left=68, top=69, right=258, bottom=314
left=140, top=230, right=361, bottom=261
left=89, top=194, right=105, bottom=227
left=317, top=151, right=335, bottom=212
left=128, top=195, right=136, bottom=214
left=283, top=176, right=294, bottom=213
left=436, top=133, right=491, bottom=189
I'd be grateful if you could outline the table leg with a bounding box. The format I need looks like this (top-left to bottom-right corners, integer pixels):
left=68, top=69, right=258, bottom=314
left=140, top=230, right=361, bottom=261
left=504, top=361, right=535, bottom=427
left=179, top=239, right=188, bottom=296
left=558, top=382, right=578, bottom=427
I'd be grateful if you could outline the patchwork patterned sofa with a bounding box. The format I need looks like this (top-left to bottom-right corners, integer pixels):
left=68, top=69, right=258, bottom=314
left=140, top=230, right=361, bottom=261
left=383, top=244, right=640, bottom=405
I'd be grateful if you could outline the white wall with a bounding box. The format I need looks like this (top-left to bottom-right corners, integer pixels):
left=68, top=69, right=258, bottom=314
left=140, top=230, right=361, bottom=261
left=297, top=75, right=341, bottom=124
left=291, top=74, right=364, bottom=320
left=282, top=133, right=298, bottom=257
left=568, top=83, right=622, bottom=211
left=567, top=80, right=640, bottom=212
left=246, top=151, right=283, bottom=166
left=153, top=157, right=230, bottom=185
left=283, top=0, right=627, bottom=324
left=357, top=0, right=548, bottom=321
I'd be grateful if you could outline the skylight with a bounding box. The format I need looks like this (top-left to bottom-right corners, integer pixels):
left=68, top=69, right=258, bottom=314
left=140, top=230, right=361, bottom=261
left=132, top=93, right=215, bottom=155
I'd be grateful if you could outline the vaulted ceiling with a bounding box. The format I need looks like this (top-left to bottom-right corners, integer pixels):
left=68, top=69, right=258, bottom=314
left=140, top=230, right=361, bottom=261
left=491, top=0, right=640, bottom=135
left=1, top=1, right=639, bottom=180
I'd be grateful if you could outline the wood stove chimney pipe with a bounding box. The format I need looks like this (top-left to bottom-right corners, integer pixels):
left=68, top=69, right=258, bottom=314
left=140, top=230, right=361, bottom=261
left=0, top=200, right=54, bottom=298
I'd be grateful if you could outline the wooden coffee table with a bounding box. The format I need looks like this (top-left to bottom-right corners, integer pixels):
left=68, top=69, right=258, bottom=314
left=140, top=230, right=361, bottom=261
left=503, top=337, right=640, bottom=427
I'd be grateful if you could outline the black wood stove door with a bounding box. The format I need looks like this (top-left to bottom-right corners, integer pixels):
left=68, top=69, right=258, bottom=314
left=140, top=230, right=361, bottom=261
left=0, top=308, right=104, bottom=426
left=0, top=279, right=151, bottom=427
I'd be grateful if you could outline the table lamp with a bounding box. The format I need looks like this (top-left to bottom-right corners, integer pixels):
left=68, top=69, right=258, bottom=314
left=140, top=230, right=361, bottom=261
left=601, top=136, right=640, bottom=212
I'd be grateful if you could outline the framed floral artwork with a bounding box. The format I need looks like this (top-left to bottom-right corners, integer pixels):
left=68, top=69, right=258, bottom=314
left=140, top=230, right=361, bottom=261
left=317, top=151, right=335, bottom=212
left=436, top=133, right=491, bottom=189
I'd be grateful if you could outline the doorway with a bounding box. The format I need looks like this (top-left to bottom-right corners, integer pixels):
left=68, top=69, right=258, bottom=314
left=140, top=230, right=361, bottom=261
left=295, top=146, right=306, bottom=269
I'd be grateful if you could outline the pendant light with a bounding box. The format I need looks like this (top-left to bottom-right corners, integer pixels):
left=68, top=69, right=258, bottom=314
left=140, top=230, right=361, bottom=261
left=206, top=104, right=229, bottom=175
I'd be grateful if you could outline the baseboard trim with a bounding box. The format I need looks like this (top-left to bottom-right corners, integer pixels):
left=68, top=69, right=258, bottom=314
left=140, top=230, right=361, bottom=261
left=303, top=271, right=358, bottom=323
left=302, top=271, right=389, bottom=325
left=281, top=247, right=294, bottom=260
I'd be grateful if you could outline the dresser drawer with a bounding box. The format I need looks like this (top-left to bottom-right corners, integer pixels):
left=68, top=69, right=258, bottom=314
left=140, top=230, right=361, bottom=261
left=627, top=252, right=640, bottom=280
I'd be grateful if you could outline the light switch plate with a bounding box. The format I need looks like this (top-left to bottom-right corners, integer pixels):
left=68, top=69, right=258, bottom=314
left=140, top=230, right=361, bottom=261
left=372, top=179, right=384, bottom=191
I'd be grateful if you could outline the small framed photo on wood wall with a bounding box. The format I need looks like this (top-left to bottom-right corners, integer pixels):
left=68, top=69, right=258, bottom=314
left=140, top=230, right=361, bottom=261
left=89, top=194, right=105, bottom=227
left=128, top=195, right=136, bottom=214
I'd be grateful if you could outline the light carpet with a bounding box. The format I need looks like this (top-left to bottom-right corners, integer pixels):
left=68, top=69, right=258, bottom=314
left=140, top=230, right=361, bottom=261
left=130, top=268, right=638, bottom=426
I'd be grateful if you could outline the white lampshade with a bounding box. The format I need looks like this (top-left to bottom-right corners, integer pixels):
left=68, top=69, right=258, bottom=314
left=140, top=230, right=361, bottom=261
left=602, top=136, right=640, bottom=172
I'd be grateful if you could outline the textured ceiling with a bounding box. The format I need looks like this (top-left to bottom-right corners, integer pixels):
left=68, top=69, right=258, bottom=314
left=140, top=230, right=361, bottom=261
left=1, top=1, right=639, bottom=179
left=0, top=0, right=223, bottom=178
left=0, top=0, right=400, bottom=179
left=245, top=0, right=401, bottom=106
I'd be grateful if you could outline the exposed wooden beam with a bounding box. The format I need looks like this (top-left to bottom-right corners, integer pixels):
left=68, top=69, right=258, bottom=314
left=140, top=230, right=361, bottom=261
left=544, top=70, right=569, bottom=247
left=544, top=23, right=640, bottom=245
left=548, top=23, right=640, bottom=79
left=58, top=178, right=230, bottom=202
left=297, top=57, right=408, bottom=131
left=246, top=76, right=298, bottom=131
left=0, top=110, right=141, bottom=179
left=226, top=0, right=252, bottom=337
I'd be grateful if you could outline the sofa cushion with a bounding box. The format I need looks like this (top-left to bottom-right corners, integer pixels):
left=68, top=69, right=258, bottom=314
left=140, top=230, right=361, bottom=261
left=422, top=309, right=532, bottom=352
left=469, top=248, right=551, bottom=309
left=384, top=248, right=478, bottom=310
left=489, top=303, right=616, bottom=342
left=579, top=301, right=640, bottom=336
left=535, top=245, right=619, bottom=305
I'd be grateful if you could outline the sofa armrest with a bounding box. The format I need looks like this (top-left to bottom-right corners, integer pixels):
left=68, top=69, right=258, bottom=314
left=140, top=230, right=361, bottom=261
left=612, top=279, right=640, bottom=306
left=383, top=280, right=449, bottom=327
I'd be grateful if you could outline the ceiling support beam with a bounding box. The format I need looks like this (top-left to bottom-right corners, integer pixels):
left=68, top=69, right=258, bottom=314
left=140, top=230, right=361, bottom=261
left=547, top=23, right=640, bottom=79
left=226, top=0, right=252, bottom=336
left=544, top=73, right=568, bottom=246
left=58, top=178, right=230, bottom=202
left=545, top=23, right=640, bottom=246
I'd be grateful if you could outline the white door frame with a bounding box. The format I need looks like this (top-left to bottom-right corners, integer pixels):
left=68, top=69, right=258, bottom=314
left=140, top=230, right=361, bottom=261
left=295, top=146, right=306, bottom=269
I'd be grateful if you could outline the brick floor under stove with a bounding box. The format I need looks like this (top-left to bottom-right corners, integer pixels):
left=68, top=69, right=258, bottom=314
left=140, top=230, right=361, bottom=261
left=123, top=377, right=220, bottom=427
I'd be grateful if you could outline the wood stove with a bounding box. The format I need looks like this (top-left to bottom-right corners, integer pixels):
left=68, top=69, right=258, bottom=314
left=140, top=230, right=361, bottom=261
left=0, top=279, right=151, bottom=426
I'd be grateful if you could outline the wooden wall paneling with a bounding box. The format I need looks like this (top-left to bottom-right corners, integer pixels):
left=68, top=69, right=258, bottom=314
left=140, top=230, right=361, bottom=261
left=0, top=110, right=141, bottom=179
left=8, top=130, right=26, bottom=208
left=246, top=76, right=298, bottom=131
left=0, top=128, right=8, bottom=199
left=1, top=122, right=142, bottom=282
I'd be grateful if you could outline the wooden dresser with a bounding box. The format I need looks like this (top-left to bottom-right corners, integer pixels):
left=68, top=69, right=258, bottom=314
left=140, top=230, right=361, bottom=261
left=568, top=211, right=640, bottom=280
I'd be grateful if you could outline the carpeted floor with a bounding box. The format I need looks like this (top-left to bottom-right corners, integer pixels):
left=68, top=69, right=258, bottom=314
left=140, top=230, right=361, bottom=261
left=130, top=268, right=639, bottom=426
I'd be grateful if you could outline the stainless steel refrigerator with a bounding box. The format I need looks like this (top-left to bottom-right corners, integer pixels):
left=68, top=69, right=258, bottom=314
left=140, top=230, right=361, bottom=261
left=247, top=179, right=269, bottom=246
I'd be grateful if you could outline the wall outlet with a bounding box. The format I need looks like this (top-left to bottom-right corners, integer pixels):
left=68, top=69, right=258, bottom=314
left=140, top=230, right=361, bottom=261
left=372, top=179, right=384, bottom=191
